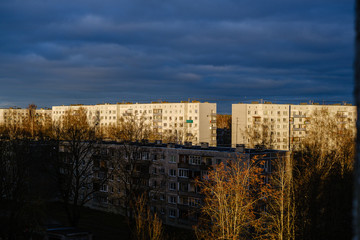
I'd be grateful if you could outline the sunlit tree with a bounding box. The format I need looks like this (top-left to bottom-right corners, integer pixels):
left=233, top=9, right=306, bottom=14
left=292, top=109, right=354, bottom=239
left=134, top=193, right=164, bottom=240
left=194, top=156, right=265, bottom=240
left=259, top=155, right=295, bottom=240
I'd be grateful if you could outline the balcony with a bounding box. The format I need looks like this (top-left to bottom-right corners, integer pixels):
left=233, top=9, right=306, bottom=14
left=293, top=128, right=306, bottom=131
left=293, top=114, right=306, bottom=118
left=178, top=162, right=189, bottom=168
left=178, top=191, right=199, bottom=198
left=178, top=163, right=209, bottom=171
left=177, top=203, right=190, bottom=210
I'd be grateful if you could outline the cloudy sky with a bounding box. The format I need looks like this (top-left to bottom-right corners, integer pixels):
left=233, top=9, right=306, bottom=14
left=0, top=0, right=354, bottom=113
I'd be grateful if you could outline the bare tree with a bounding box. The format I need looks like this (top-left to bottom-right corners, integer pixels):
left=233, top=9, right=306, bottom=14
left=107, top=112, right=155, bottom=142
left=134, top=193, right=164, bottom=240
left=53, top=107, right=108, bottom=227
left=194, top=156, right=265, bottom=240
left=106, top=113, right=157, bottom=218
left=292, top=109, right=354, bottom=239
left=244, top=121, right=276, bottom=149
left=260, top=155, right=295, bottom=240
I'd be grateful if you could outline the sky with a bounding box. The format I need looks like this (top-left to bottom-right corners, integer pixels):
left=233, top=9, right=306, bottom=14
left=0, top=0, right=355, bottom=113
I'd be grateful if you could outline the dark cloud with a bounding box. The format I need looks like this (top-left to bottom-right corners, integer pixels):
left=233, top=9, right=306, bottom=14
left=0, top=0, right=354, bottom=113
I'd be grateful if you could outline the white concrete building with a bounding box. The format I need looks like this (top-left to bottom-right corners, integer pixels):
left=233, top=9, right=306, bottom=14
left=85, top=141, right=287, bottom=228
left=232, top=102, right=356, bottom=150
left=0, top=107, right=52, bottom=126
left=52, top=101, right=217, bottom=146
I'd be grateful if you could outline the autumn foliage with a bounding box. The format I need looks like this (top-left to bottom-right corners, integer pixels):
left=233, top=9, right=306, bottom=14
left=194, top=156, right=266, bottom=240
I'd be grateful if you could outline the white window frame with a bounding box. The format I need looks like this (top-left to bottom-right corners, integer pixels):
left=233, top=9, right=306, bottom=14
left=189, top=155, right=201, bottom=165
left=179, top=169, right=189, bottom=178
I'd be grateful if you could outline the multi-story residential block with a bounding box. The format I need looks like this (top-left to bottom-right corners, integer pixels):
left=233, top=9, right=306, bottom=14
left=232, top=102, right=357, bottom=150
left=0, top=107, right=52, bottom=126
left=81, top=141, right=287, bottom=228
left=52, top=101, right=217, bottom=146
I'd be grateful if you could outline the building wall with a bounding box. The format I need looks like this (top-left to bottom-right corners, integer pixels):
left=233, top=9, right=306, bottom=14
left=231, top=104, right=247, bottom=148
left=198, top=103, right=217, bottom=146
left=0, top=108, right=52, bottom=126
left=232, top=103, right=356, bottom=150
left=84, top=141, right=287, bottom=228
left=52, top=102, right=217, bottom=146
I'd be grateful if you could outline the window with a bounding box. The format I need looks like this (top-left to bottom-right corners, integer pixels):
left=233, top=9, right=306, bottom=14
left=169, top=209, right=176, bottom=218
left=100, top=184, right=108, bottom=192
left=169, top=182, right=176, bottom=190
left=179, top=169, right=189, bottom=178
left=169, top=169, right=176, bottom=176
left=142, top=152, right=150, bottom=160
left=169, top=155, right=176, bottom=163
left=160, top=194, right=165, bottom=201
left=169, top=196, right=177, bottom=204
left=179, top=182, right=188, bottom=192
left=189, top=155, right=201, bottom=165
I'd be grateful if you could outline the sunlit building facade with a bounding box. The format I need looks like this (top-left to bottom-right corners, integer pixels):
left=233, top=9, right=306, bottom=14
left=232, top=102, right=356, bottom=150
left=0, top=107, right=52, bottom=126
left=52, top=101, right=217, bottom=146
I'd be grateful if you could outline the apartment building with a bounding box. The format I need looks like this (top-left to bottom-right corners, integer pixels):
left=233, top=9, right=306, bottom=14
left=82, top=141, right=287, bottom=228
left=0, top=107, right=52, bottom=126
left=232, top=102, right=356, bottom=150
left=52, top=101, right=217, bottom=146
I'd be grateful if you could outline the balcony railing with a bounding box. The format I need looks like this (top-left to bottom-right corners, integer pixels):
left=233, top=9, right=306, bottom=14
left=178, top=191, right=199, bottom=197
left=293, top=128, right=306, bottom=131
